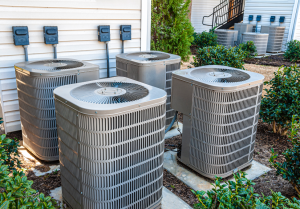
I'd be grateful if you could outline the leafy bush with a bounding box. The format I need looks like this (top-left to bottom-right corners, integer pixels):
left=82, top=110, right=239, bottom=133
left=1, top=135, right=21, bottom=171
left=238, top=41, right=257, bottom=59
left=192, top=171, right=300, bottom=209
left=284, top=40, right=300, bottom=62
left=260, top=65, right=300, bottom=135
left=270, top=116, right=300, bottom=196
left=0, top=134, right=57, bottom=208
left=192, top=31, right=218, bottom=49
left=192, top=45, right=246, bottom=70
left=151, top=0, right=194, bottom=61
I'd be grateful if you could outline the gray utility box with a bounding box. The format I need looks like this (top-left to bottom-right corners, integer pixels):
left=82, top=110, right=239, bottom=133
left=14, top=59, right=99, bottom=161
left=171, top=65, right=264, bottom=179
left=261, top=26, right=285, bottom=52
left=234, top=23, right=256, bottom=45
left=54, top=77, right=166, bottom=209
left=116, top=51, right=181, bottom=127
left=214, top=29, right=238, bottom=48
left=242, top=32, right=269, bottom=55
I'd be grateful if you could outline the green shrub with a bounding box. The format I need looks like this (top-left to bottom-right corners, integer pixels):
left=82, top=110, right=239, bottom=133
left=260, top=65, right=300, bottom=135
left=238, top=41, right=257, bottom=59
left=284, top=40, right=300, bottom=62
left=192, top=31, right=218, bottom=49
left=192, top=171, right=300, bottom=209
left=1, top=135, right=21, bottom=171
left=270, top=116, right=300, bottom=196
left=151, top=0, right=194, bottom=61
left=192, top=45, right=246, bottom=70
left=0, top=134, right=57, bottom=208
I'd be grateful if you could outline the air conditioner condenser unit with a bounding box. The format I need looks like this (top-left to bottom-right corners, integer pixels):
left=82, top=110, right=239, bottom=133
left=171, top=65, right=264, bottom=179
left=214, top=29, right=238, bottom=48
left=116, top=51, right=181, bottom=127
left=242, top=32, right=269, bottom=55
left=54, top=76, right=166, bottom=209
left=15, top=59, right=99, bottom=161
left=260, top=26, right=285, bottom=52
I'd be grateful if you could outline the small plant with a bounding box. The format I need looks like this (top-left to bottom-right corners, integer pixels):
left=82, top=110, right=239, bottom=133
left=151, top=0, right=194, bottom=61
left=192, top=171, right=300, bottom=208
left=192, top=171, right=258, bottom=208
left=238, top=41, right=257, bottom=59
left=284, top=40, right=300, bottom=62
left=192, top=45, right=246, bottom=70
left=260, top=65, right=300, bottom=135
left=53, top=169, right=58, bottom=175
left=0, top=134, right=58, bottom=208
left=270, top=115, right=300, bottom=196
left=192, top=30, right=218, bottom=49
left=1, top=135, right=21, bottom=171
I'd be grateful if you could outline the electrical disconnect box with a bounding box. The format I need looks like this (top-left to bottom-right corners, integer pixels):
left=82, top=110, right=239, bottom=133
left=279, top=16, right=285, bottom=23
left=120, top=25, right=131, bottom=40
left=248, top=15, right=253, bottom=21
left=12, top=26, right=29, bottom=46
left=43, top=26, right=58, bottom=44
left=98, top=25, right=110, bottom=42
left=270, top=16, right=276, bottom=23
left=256, top=15, right=261, bottom=22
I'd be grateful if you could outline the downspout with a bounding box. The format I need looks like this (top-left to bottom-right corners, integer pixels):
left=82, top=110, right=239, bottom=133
left=288, top=0, right=300, bottom=42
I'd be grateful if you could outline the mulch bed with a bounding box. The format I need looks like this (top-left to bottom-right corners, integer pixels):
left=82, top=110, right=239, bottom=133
left=6, top=114, right=298, bottom=206
left=27, top=170, right=61, bottom=197
left=245, top=54, right=299, bottom=67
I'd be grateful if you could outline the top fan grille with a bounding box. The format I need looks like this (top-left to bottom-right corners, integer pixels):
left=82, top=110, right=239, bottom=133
left=25, top=60, right=84, bottom=71
left=125, top=52, right=170, bottom=61
left=190, top=68, right=250, bottom=83
left=70, top=82, right=149, bottom=104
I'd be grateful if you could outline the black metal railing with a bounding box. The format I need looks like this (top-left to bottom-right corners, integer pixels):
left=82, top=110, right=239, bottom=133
left=202, top=0, right=244, bottom=29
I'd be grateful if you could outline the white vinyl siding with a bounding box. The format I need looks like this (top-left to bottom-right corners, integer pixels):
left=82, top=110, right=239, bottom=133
left=291, top=1, right=300, bottom=40
left=243, top=0, right=296, bottom=51
left=191, top=0, right=220, bottom=33
left=0, top=0, right=150, bottom=133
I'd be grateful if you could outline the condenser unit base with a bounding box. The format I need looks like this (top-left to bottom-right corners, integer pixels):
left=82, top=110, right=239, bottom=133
left=177, top=155, right=253, bottom=179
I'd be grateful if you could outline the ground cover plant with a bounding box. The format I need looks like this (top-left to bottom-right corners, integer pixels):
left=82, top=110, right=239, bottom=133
left=192, top=171, right=300, bottom=209
left=284, top=40, right=300, bottom=62
left=270, top=116, right=300, bottom=196
left=260, top=65, right=300, bottom=135
left=192, top=45, right=246, bottom=69
left=151, top=0, right=194, bottom=61
left=192, top=29, right=218, bottom=49
left=0, top=134, right=57, bottom=208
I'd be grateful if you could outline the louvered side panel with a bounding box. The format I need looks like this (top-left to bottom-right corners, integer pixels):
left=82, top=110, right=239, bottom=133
left=188, top=84, right=262, bottom=178
left=56, top=101, right=165, bottom=209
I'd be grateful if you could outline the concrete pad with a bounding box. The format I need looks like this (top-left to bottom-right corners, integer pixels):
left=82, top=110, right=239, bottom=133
left=165, top=122, right=183, bottom=139
left=162, top=187, right=192, bottom=209
left=33, top=165, right=60, bottom=177
left=164, top=151, right=271, bottom=192
left=50, top=186, right=192, bottom=209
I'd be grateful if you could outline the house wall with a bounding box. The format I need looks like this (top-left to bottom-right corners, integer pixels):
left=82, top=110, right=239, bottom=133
left=243, top=0, right=296, bottom=51
left=191, top=0, right=220, bottom=33
left=291, top=1, right=300, bottom=40
left=0, top=0, right=151, bottom=133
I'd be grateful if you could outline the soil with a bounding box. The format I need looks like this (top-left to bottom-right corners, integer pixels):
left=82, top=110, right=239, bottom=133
left=27, top=170, right=61, bottom=197
left=163, top=169, right=199, bottom=207
left=245, top=54, right=299, bottom=67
